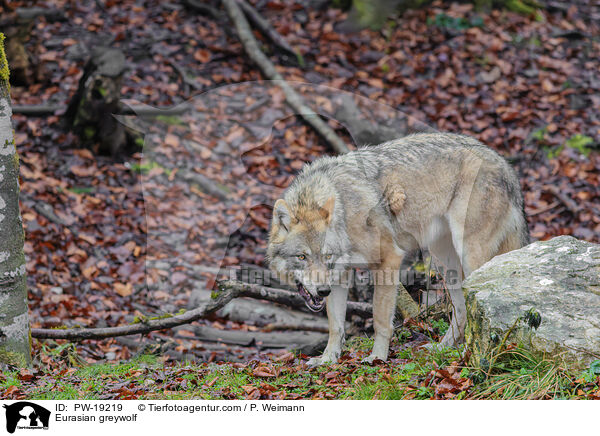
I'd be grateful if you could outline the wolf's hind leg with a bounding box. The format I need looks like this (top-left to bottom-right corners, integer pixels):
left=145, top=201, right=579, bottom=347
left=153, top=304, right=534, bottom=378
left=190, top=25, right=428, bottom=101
left=429, top=230, right=466, bottom=347
left=307, top=284, right=349, bottom=367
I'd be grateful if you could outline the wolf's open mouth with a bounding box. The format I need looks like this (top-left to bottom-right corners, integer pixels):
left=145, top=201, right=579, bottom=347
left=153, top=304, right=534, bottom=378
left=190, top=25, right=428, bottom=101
left=297, top=282, right=326, bottom=312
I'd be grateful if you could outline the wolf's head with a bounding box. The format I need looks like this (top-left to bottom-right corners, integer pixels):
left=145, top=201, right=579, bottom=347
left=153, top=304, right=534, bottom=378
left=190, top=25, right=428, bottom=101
left=266, top=188, right=350, bottom=312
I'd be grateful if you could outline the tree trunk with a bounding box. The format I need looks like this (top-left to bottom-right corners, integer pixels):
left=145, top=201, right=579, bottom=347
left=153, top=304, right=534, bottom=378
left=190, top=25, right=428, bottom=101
left=0, top=33, right=31, bottom=367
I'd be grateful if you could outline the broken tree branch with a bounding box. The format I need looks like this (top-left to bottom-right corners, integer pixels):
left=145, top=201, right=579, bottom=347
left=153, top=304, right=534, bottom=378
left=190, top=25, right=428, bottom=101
left=31, top=286, right=241, bottom=340
left=220, top=0, right=350, bottom=154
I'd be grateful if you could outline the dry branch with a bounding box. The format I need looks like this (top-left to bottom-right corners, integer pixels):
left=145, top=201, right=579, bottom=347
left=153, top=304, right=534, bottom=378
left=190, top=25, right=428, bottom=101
left=11, top=104, right=191, bottom=117
left=236, top=0, right=297, bottom=58
left=544, top=185, right=580, bottom=215
left=31, top=279, right=416, bottom=341
left=219, top=280, right=372, bottom=319
left=31, top=286, right=241, bottom=340
left=177, top=169, right=231, bottom=201
left=220, top=0, right=350, bottom=154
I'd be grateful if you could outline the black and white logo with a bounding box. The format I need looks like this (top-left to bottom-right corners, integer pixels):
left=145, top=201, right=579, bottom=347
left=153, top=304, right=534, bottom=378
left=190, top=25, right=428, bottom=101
left=3, top=402, right=50, bottom=433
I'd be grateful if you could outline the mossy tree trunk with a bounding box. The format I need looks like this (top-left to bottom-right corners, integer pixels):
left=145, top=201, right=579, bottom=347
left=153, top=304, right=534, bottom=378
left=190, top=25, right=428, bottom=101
left=0, top=33, right=31, bottom=367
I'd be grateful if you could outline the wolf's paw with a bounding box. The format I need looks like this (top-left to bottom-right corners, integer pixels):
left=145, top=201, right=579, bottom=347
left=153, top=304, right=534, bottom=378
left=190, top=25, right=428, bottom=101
left=306, top=357, right=324, bottom=368
left=307, top=352, right=339, bottom=367
left=361, top=353, right=386, bottom=364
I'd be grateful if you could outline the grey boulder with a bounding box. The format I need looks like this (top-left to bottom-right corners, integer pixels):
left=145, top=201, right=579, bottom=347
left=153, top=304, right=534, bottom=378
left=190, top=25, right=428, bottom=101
left=463, top=235, right=600, bottom=370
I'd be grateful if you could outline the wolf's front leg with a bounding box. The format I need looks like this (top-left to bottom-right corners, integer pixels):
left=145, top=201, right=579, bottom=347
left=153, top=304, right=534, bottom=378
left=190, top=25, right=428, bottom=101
left=363, top=274, right=399, bottom=363
left=307, top=285, right=349, bottom=367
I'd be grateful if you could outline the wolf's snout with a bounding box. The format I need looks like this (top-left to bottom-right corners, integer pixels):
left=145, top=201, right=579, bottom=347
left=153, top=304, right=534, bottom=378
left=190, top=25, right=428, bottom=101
left=316, top=286, right=331, bottom=297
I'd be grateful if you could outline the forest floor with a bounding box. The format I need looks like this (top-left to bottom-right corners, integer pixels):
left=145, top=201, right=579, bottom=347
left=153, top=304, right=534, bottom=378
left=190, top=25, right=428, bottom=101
left=3, top=336, right=600, bottom=400
left=3, top=0, right=600, bottom=399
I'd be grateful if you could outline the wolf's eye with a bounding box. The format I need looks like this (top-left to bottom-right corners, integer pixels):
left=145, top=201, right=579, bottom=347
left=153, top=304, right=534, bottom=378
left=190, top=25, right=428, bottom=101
left=324, top=254, right=333, bottom=261
left=297, top=254, right=306, bottom=261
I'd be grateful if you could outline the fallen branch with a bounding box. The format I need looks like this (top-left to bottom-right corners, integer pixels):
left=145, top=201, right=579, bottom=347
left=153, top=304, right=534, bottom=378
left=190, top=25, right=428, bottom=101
left=191, top=324, right=326, bottom=348
left=528, top=200, right=560, bottom=216
left=221, top=0, right=350, bottom=154
left=544, top=185, right=580, bottom=215
left=31, top=278, right=416, bottom=341
left=0, top=7, right=67, bottom=27
left=262, top=323, right=329, bottom=333
left=236, top=0, right=297, bottom=59
left=221, top=279, right=420, bottom=321
left=166, top=59, right=203, bottom=95
left=219, top=280, right=372, bottom=319
left=177, top=168, right=231, bottom=201
left=12, top=104, right=191, bottom=117
left=31, top=286, right=240, bottom=340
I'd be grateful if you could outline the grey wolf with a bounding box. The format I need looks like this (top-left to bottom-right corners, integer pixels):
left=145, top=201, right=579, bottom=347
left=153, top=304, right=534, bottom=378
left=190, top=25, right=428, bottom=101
left=267, top=133, right=529, bottom=366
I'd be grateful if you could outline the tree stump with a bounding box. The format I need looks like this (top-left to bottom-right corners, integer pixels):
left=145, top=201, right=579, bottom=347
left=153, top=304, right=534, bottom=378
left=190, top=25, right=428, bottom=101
left=63, top=47, right=130, bottom=155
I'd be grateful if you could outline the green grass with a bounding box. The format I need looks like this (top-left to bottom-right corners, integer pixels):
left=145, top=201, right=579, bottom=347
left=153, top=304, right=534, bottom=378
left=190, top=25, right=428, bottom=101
left=565, top=134, right=594, bottom=157
left=5, top=337, right=597, bottom=400
left=469, top=348, right=577, bottom=399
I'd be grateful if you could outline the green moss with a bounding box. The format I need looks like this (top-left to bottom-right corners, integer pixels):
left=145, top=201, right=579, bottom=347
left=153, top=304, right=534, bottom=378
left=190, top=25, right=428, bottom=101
left=0, top=33, right=10, bottom=94
left=83, top=126, right=96, bottom=139
left=505, top=0, right=537, bottom=14
left=0, top=346, right=28, bottom=368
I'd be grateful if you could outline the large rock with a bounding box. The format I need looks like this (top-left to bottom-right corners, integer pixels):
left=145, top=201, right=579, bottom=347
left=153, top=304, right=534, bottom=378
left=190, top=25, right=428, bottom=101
left=463, top=236, right=600, bottom=370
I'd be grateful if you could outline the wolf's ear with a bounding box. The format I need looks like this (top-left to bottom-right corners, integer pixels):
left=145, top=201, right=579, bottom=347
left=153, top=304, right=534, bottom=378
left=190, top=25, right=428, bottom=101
left=273, top=199, right=291, bottom=232
left=319, top=196, right=335, bottom=224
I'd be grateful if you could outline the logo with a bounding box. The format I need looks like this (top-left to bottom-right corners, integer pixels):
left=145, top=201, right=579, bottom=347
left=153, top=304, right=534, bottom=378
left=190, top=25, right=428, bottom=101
left=3, top=402, right=50, bottom=433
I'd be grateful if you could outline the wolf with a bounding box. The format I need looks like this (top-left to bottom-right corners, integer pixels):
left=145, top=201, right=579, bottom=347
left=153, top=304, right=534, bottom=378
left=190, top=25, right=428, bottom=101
left=267, top=133, right=529, bottom=366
